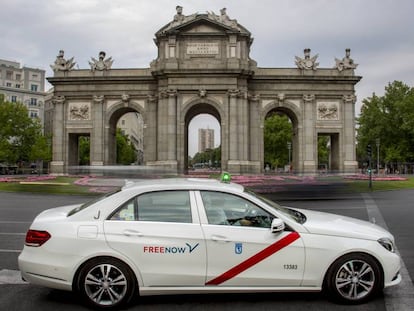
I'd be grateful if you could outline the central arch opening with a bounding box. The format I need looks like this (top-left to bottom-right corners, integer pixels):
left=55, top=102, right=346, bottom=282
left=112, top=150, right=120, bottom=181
left=263, top=108, right=297, bottom=173
left=185, top=103, right=221, bottom=174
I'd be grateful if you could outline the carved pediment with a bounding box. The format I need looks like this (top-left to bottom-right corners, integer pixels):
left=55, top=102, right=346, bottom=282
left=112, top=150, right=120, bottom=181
left=155, top=8, right=251, bottom=38
left=180, top=22, right=227, bottom=34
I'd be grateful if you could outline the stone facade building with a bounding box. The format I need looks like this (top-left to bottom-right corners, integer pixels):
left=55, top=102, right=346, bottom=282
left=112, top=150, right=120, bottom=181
left=0, top=59, right=46, bottom=123
left=46, top=7, right=361, bottom=175
left=117, top=112, right=144, bottom=164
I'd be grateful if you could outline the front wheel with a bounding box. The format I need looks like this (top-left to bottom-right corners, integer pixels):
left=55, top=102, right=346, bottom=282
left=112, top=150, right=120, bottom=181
left=324, top=253, right=383, bottom=304
left=76, top=257, right=136, bottom=309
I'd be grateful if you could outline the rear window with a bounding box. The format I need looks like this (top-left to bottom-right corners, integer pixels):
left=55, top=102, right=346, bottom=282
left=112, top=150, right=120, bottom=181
left=108, top=190, right=192, bottom=223
left=68, top=189, right=121, bottom=217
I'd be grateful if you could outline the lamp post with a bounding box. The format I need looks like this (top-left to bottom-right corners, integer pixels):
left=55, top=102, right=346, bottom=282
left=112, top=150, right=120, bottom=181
left=287, top=142, right=292, bottom=172
left=376, top=138, right=380, bottom=175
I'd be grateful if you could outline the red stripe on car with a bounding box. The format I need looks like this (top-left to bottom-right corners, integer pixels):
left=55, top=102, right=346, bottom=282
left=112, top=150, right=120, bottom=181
left=205, top=231, right=300, bottom=285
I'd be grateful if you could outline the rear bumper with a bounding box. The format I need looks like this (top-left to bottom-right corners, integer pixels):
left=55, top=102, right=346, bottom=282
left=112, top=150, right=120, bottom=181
left=18, top=247, right=75, bottom=291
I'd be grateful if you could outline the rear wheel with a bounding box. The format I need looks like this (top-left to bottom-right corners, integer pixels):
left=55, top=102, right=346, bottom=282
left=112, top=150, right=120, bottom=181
left=325, top=253, right=383, bottom=304
left=76, top=257, right=136, bottom=309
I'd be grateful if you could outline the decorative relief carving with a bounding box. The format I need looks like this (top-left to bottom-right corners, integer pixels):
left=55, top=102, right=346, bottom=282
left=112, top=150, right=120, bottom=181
left=317, top=102, right=339, bottom=120
left=228, top=89, right=240, bottom=97
left=89, top=51, right=113, bottom=71
left=121, top=94, right=130, bottom=103
left=167, top=89, right=178, bottom=97
left=50, top=50, right=76, bottom=72
left=343, top=94, right=357, bottom=103
left=335, top=49, right=358, bottom=72
left=199, top=89, right=207, bottom=97
left=238, top=91, right=248, bottom=99
left=303, top=94, right=315, bottom=102
left=278, top=93, right=285, bottom=102
left=52, top=95, right=65, bottom=105
left=248, top=93, right=260, bottom=101
left=295, top=49, right=319, bottom=70
left=158, top=90, right=177, bottom=98
left=163, top=6, right=241, bottom=33
left=93, top=95, right=104, bottom=104
left=163, top=6, right=197, bottom=31
left=207, top=7, right=240, bottom=30
left=147, top=94, right=158, bottom=102
left=69, top=103, right=90, bottom=120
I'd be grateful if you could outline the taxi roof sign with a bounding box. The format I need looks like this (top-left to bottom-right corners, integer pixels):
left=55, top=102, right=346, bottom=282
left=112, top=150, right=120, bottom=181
left=220, top=172, right=231, bottom=183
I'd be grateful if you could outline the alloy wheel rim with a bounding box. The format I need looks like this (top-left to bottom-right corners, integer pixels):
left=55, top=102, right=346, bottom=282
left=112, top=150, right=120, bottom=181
left=84, top=264, right=127, bottom=306
left=335, top=259, right=375, bottom=300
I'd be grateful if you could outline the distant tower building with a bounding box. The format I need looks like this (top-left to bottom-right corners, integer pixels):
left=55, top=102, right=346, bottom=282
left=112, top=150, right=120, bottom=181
left=0, top=59, right=46, bottom=125
left=198, top=128, right=214, bottom=153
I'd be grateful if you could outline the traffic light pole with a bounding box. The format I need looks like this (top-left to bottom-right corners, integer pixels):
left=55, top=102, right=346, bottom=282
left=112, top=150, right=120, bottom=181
left=367, top=144, right=372, bottom=190
left=368, top=157, right=372, bottom=190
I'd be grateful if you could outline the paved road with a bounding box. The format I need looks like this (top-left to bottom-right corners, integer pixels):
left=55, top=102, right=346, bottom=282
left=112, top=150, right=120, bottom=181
left=0, top=186, right=413, bottom=310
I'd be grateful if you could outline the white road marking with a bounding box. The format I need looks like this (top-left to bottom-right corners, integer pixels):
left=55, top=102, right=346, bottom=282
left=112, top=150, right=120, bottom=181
left=362, top=193, right=414, bottom=311
left=0, top=269, right=27, bottom=284
left=0, top=249, right=21, bottom=253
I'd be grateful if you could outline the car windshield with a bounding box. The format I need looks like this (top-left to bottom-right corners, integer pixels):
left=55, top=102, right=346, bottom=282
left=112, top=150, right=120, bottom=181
left=67, top=189, right=121, bottom=217
left=246, top=189, right=307, bottom=224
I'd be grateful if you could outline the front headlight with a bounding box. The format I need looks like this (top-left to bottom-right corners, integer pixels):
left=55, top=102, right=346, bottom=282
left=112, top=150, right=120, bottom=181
left=378, top=237, right=395, bottom=253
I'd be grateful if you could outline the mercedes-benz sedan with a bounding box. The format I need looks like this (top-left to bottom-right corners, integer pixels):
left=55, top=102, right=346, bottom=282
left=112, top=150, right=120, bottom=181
left=19, top=177, right=401, bottom=309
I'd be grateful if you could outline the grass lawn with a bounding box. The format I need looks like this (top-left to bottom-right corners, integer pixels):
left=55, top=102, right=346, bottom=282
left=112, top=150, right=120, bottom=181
left=346, top=176, right=414, bottom=192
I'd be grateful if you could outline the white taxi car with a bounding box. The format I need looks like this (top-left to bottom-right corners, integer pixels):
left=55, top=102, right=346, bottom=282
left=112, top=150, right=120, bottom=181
left=18, top=176, right=401, bottom=309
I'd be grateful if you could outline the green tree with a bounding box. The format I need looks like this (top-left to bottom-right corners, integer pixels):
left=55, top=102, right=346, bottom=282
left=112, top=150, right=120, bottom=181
left=116, top=129, right=136, bottom=164
left=264, top=113, right=292, bottom=169
left=191, top=146, right=221, bottom=168
left=78, top=136, right=90, bottom=165
left=318, top=136, right=330, bottom=168
left=357, top=81, right=414, bottom=166
left=30, top=134, right=52, bottom=163
left=77, top=130, right=137, bottom=165
left=0, top=99, right=42, bottom=164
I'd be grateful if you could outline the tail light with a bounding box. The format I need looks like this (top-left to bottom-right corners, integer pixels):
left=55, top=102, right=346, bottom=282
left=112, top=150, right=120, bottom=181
left=25, top=230, right=51, bottom=247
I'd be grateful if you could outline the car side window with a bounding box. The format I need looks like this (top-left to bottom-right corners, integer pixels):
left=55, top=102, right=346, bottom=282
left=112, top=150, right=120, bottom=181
left=137, top=191, right=192, bottom=223
left=200, top=191, right=274, bottom=228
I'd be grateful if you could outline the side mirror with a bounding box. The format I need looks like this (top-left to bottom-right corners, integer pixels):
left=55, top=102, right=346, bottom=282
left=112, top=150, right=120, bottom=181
left=271, top=218, right=285, bottom=233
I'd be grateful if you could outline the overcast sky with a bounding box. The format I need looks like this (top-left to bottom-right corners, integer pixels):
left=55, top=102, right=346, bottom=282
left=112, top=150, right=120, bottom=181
left=2, top=0, right=414, bottom=156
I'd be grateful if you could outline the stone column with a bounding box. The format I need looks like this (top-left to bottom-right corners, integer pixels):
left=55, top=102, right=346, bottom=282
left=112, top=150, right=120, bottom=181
left=144, top=94, right=158, bottom=163
left=151, top=89, right=178, bottom=172
left=50, top=95, right=66, bottom=174
left=249, top=93, right=262, bottom=173
left=343, top=94, right=358, bottom=173
left=157, top=91, right=168, bottom=161
left=167, top=89, right=177, bottom=161
left=228, top=89, right=239, bottom=160
left=91, top=95, right=104, bottom=166
left=238, top=90, right=249, bottom=161
left=302, top=94, right=317, bottom=174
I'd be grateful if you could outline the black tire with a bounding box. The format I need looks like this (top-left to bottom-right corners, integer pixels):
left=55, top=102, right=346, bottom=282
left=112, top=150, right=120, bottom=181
left=324, top=253, right=383, bottom=304
left=76, top=257, right=137, bottom=309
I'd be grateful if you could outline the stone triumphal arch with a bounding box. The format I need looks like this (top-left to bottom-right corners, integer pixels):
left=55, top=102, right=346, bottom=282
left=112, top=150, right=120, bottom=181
left=46, top=7, right=361, bottom=175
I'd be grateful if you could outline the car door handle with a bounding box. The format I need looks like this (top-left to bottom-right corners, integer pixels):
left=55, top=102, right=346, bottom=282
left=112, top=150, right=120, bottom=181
left=123, top=229, right=143, bottom=237
left=211, top=235, right=230, bottom=243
